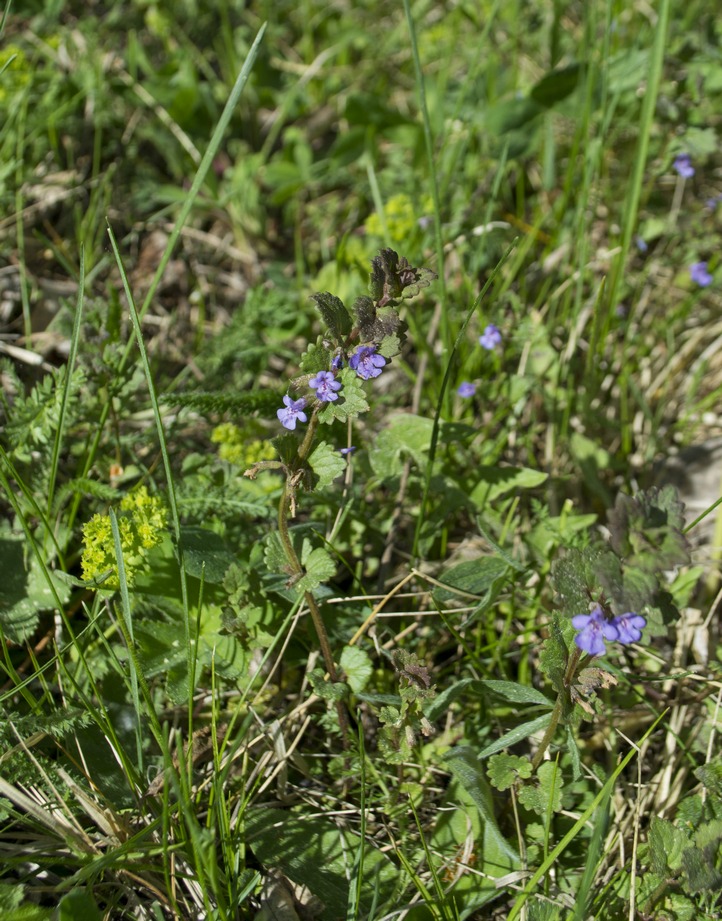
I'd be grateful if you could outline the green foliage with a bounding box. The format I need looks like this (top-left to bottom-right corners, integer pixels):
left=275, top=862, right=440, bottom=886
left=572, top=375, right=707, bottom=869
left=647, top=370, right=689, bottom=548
left=2, top=4, right=721, bottom=919
left=487, top=753, right=533, bottom=791
left=0, top=522, right=70, bottom=642
left=517, top=761, right=564, bottom=817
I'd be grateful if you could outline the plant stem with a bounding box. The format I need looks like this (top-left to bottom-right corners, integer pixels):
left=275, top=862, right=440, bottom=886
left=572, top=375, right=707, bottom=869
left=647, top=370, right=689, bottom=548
left=277, top=466, right=350, bottom=741
left=531, top=647, right=582, bottom=771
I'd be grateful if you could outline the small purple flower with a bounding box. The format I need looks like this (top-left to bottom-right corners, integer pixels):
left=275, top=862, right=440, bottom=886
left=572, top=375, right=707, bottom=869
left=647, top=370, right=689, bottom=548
left=571, top=607, right=619, bottom=657
left=479, top=324, right=502, bottom=350
left=611, top=613, right=646, bottom=645
left=349, top=345, right=387, bottom=380
left=705, top=195, right=722, bottom=211
left=457, top=382, right=477, bottom=398
left=331, top=355, right=343, bottom=371
left=309, top=370, right=342, bottom=403
left=673, top=154, right=695, bottom=179
left=635, top=235, right=648, bottom=253
left=339, top=446, right=356, bottom=455
left=277, top=395, right=308, bottom=430
left=690, top=261, right=713, bottom=287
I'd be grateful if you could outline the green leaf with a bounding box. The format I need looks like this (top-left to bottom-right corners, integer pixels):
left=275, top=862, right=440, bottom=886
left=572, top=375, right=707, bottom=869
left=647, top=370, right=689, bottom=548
left=530, top=63, right=583, bottom=107
left=486, top=96, right=544, bottom=135
left=178, top=527, right=235, bottom=584
left=649, top=815, right=688, bottom=875
left=318, top=368, right=369, bottom=424
left=308, top=441, right=346, bottom=489
left=518, top=761, right=563, bottom=817
left=0, top=530, right=70, bottom=643
left=607, top=487, right=689, bottom=571
left=539, top=613, right=571, bottom=693
left=352, top=295, right=377, bottom=341
left=377, top=332, right=401, bottom=359
left=480, top=680, right=554, bottom=708
left=310, top=292, right=352, bottom=340
left=369, top=414, right=434, bottom=479
left=488, top=754, right=533, bottom=791
left=551, top=546, right=606, bottom=617
left=444, top=746, right=520, bottom=871
left=433, top=557, right=511, bottom=603
left=296, top=543, right=336, bottom=594
left=470, top=465, right=548, bottom=506
left=339, top=646, right=373, bottom=693
left=245, top=807, right=398, bottom=919
left=308, top=668, right=348, bottom=701
left=477, top=714, right=553, bottom=759
left=695, top=760, right=722, bottom=798
left=57, top=889, right=103, bottom=921
left=299, top=337, right=333, bottom=375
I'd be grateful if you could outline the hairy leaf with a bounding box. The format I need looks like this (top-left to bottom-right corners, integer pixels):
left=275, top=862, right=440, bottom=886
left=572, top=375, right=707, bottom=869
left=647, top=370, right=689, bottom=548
left=309, top=292, right=352, bottom=340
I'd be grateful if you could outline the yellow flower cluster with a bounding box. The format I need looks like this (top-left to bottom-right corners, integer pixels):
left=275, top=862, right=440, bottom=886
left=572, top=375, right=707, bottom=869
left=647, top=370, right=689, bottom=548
left=0, top=46, right=30, bottom=103
left=81, top=486, right=167, bottom=588
left=364, top=194, right=431, bottom=247
left=211, top=424, right=276, bottom=467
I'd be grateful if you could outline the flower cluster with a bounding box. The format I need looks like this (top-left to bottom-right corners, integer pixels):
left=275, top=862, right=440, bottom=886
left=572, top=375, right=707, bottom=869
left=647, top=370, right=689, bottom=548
left=81, top=486, right=167, bottom=588
left=277, top=345, right=388, bottom=430
left=572, top=606, right=646, bottom=657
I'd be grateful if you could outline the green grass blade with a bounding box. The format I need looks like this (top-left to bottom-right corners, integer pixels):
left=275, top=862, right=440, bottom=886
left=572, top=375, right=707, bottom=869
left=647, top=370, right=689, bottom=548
left=46, top=247, right=85, bottom=519
left=109, top=507, right=143, bottom=773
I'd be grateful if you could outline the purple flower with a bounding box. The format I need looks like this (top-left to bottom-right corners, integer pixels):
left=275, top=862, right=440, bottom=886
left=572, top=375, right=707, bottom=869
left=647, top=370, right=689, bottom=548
left=339, top=446, right=356, bottom=455
left=673, top=154, right=695, bottom=179
left=277, top=395, right=308, bottom=430
left=705, top=195, right=721, bottom=211
left=349, top=346, right=387, bottom=380
left=331, top=355, right=343, bottom=371
left=635, top=235, right=648, bottom=253
left=309, top=370, right=342, bottom=403
left=690, top=261, right=713, bottom=287
left=457, top=382, right=477, bottom=398
left=571, top=607, right=619, bottom=657
left=479, top=324, right=502, bottom=350
left=611, top=613, right=646, bottom=645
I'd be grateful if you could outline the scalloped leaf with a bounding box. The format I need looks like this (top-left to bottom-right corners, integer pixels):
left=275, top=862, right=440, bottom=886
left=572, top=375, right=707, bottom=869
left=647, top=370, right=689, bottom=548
left=487, top=753, right=533, bottom=791
left=308, top=441, right=346, bottom=488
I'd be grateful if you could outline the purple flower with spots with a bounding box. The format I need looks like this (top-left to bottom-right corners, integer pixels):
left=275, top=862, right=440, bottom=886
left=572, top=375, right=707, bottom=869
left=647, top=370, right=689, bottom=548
left=611, top=613, right=646, bottom=645
left=277, top=395, right=308, bottom=430
left=457, top=382, right=476, bottom=398
left=349, top=345, right=387, bottom=380
left=673, top=154, right=695, bottom=179
left=571, top=607, right=619, bottom=657
left=479, top=324, right=502, bottom=350
left=309, top=370, right=342, bottom=402
left=690, top=261, right=713, bottom=287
